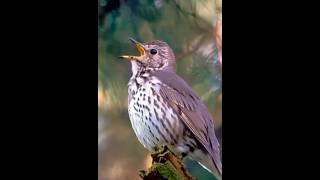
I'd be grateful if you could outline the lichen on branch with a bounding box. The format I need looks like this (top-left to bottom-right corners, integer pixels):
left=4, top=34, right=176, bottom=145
left=139, top=145, right=196, bottom=180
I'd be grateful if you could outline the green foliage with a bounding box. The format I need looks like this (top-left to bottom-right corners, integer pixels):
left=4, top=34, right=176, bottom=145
left=151, top=162, right=184, bottom=180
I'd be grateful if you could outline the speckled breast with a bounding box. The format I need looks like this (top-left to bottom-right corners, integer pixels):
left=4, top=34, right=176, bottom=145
left=127, top=77, right=183, bottom=152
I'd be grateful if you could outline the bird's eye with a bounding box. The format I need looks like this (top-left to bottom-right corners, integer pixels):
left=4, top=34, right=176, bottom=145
left=150, top=49, right=157, bottom=55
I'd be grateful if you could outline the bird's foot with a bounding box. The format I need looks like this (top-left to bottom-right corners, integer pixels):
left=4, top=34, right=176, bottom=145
left=149, top=145, right=196, bottom=180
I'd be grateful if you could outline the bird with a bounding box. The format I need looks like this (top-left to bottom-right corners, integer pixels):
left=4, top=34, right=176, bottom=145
left=120, top=38, right=222, bottom=179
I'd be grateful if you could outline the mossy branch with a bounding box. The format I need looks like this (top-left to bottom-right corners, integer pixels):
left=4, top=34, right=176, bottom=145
left=139, top=145, right=196, bottom=180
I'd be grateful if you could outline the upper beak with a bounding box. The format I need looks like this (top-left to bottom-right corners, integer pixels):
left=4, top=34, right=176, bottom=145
left=120, top=38, right=146, bottom=61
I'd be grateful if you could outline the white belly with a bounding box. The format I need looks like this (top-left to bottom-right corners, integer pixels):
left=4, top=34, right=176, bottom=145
left=128, top=79, right=183, bottom=151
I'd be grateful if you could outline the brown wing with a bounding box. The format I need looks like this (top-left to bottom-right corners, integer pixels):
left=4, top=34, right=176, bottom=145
left=152, top=70, right=222, bottom=175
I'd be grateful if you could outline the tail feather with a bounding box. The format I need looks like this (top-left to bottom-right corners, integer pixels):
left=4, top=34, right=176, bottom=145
left=198, top=157, right=222, bottom=180
left=190, top=151, right=222, bottom=179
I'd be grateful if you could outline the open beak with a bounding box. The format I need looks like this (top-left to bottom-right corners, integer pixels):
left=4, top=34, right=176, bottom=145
left=120, top=38, right=146, bottom=61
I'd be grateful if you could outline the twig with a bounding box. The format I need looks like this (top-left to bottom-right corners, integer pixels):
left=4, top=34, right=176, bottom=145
left=139, top=145, right=196, bottom=180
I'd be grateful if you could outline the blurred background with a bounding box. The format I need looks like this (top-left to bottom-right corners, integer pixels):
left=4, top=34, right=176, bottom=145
left=98, top=0, right=222, bottom=179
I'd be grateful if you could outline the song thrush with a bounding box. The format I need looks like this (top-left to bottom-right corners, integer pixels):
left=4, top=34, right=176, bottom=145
left=120, top=38, right=222, bottom=179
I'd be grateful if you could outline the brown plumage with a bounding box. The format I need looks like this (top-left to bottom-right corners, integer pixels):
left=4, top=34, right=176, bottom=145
left=120, top=38, right=222, bottom=179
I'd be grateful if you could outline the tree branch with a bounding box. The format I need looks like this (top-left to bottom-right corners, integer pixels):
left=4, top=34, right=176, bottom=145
left=139, top=145, right=196, bottom=180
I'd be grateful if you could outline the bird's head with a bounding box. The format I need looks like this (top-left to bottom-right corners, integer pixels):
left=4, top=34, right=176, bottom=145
left=120, top=38, right=176, bottom=73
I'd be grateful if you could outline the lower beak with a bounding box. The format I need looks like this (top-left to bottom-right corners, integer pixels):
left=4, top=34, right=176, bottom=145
left=120, top=38, right=146, bottom=61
